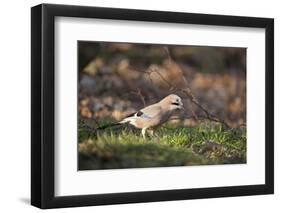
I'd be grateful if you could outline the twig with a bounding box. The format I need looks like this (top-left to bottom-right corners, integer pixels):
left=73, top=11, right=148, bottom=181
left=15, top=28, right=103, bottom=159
left=138, top=48, right=232, bottom=128
left=130, top=88, right=146, bottom=107
left=238, top=122, right=246, bottom=127
left=186, top=100, right=198, bottom=120
left=164, top=46, right=172, bottom=64
left=169, top=115, right=227, bottom=125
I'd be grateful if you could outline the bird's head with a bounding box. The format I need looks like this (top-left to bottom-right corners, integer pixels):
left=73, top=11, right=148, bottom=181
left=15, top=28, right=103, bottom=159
left=161, top=94, right=184, bottom=111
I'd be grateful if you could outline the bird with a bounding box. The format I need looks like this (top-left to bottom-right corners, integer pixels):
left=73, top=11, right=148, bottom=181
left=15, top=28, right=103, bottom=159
left=98, top=94, right=184, bottom=138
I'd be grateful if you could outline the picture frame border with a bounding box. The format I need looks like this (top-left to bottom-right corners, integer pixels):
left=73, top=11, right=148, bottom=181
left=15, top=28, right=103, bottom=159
left=31, top=3, right=274, bottom=209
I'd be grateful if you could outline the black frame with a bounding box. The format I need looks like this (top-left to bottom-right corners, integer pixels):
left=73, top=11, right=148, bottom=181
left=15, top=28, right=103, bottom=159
left=31, top=3, right=274, bottom=209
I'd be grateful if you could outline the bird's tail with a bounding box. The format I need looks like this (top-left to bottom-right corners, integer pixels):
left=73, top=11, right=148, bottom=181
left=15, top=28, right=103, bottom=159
left=97, top=122, right=122, bottom=130
left=97, top=112, right=137, bottom=130
left=97, top=119, right=131, bottom=130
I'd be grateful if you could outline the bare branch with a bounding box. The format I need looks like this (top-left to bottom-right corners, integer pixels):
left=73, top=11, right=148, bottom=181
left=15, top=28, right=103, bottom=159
left=186, top=100, right=198, bottom=120
left=137, top=48, right=232, bottom=128
left=130, top=88, right=146, bottom=107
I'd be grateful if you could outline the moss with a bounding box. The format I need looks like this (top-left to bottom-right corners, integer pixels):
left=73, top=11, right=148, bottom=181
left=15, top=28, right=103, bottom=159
left=78, top=121, right=246, bottom=170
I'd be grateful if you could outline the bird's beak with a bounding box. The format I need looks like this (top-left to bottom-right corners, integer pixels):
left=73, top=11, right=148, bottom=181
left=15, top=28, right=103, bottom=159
left=179, top=103, right=184, bottom=109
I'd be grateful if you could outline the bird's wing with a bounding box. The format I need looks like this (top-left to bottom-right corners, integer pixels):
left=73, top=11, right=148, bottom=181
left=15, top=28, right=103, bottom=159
left=124, top=104, right=162, bottom=119
left=139, top=104, right=162, bottom=118
left=119, top=104, right=162, bottom=124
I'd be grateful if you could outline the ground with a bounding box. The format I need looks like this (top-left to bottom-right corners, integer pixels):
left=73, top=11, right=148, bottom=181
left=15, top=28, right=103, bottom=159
left=78, top=120, right=246, bottom=170
left=78, top=43, right=247, bottom=170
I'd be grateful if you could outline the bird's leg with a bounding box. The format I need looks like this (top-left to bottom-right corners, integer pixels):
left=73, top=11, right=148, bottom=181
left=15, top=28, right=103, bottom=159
left=141, top=128, right=147, bottom=139
left=147, top=129, right=155, bottom=137
left=152, top=127, right=161, bottom=138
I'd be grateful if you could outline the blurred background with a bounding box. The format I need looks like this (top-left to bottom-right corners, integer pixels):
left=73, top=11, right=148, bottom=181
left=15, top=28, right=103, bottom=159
left=78, top=42, right=246, bottom=128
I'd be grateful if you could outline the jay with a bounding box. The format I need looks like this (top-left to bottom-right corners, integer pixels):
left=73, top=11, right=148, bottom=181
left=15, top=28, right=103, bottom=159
left=118, top=94, right=184, bottom=138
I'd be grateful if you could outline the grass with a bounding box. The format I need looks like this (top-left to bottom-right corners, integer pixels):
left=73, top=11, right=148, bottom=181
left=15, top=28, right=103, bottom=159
left=78, top=119, right=246, bottom=170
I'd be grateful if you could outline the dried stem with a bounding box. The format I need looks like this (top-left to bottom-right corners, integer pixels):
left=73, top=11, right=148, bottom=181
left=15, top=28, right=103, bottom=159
left=130, top=88, right=146, bottom=107
left=139, top=47, right=232, bottom=128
